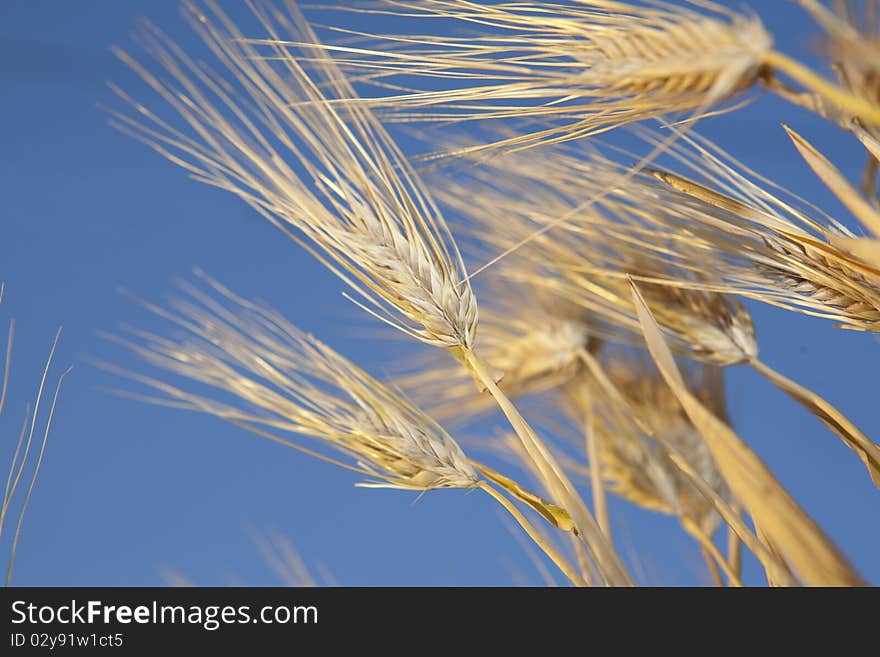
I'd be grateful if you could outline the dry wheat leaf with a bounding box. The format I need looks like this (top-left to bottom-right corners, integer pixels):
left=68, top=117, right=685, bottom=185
left=785, top=125, right=880, bottom=237
left=476, top=462, right=574, bottom=532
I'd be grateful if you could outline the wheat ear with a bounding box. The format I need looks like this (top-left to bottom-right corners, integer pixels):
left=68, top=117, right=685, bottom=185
left=281, top=0, right=880, bottom=153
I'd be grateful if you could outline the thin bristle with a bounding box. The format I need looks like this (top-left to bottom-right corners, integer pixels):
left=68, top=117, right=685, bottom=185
left=284, top=0, right=771, bottom=152
left=0, top=290, right=68, bottom=586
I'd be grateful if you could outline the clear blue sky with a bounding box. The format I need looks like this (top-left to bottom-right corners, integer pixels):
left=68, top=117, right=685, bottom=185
left=1, top=1, right=878, bottom=586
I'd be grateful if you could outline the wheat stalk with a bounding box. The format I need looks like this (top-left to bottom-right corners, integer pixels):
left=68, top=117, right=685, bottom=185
left=0, top=286, right=69, bottom=586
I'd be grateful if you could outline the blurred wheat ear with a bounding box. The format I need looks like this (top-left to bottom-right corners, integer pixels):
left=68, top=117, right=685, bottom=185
left=630, top=278, right=864, bottom=587
left=458, top=127, right=880, bottom=485
left=558, top=357, right=742, bottom=585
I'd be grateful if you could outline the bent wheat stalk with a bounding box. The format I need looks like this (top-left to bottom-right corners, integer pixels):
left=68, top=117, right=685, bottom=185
left=479, top=481, right=586, bottom=587
left=460, top=348, right=632, bottom=585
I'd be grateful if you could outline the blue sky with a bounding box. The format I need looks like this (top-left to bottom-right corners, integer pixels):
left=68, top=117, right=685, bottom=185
left=1, top=1, right=878, bottom=586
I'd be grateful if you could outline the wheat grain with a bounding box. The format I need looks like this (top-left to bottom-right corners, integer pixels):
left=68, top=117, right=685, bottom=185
left=397, top=284, right=595, bottom=423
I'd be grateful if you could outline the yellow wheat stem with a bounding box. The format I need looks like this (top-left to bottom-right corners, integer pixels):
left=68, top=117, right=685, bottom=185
left=748, top=357, right=880, bottom=487
left=462, top=348, right=633, bottom=586
left=682, top=518, right=743, bottom=588
left=764, top=50, right=880, bottom=125
left=727, top=522, right=743, bottom=584
left=480, top=481, right=586, bottom=587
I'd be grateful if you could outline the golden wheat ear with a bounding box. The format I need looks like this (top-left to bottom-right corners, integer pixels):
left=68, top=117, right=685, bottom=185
left=288, top=1, right=774, bottom=153
left=559, top=355, right=746, bottom=586
left=109, top=273, right=483, bottom=492
left=280, top=0, right=880, bottom=155
left=110, top=0, right=478, bottom=352
left=109, top=274, right=593, bottom=585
